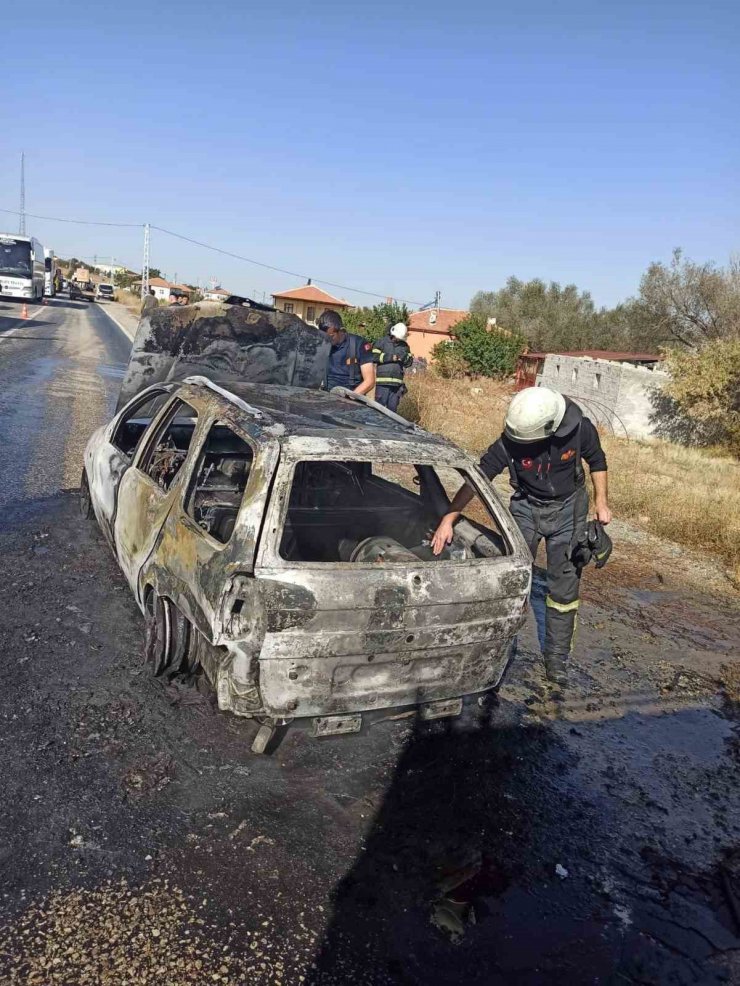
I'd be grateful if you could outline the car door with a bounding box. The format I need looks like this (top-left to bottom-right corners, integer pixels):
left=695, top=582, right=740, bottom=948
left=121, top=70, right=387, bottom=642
left=145, top=418, right=280, bottom=642
left=85, top=388, right=171, bottom=547
left=114, top=396, right=201, bottom=600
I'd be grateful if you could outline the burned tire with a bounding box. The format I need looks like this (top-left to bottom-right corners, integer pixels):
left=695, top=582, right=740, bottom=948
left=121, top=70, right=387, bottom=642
left=144, top=591, right=198, bottom=678
left=144, top=591, right=172, bottom=677
left=79, top=469, right=93, bottom=519
left=169, top=606, right=194, bottom=676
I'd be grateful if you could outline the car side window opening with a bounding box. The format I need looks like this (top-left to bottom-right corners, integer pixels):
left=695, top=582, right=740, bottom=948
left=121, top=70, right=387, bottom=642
left=278, top=460, right=509, bottom=563
left=111, top=391, right=170, bottom=457
left=140, top=399, right=199, bottom=492
left=186, top=423, right=254, bottom=544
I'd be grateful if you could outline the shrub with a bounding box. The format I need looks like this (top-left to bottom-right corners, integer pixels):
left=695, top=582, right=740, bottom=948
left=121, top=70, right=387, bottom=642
left=431, top=340, right=470, bottom=378
left=432, top=315, right=525, bottom=378
left=664, top=338, right=740, bottom=457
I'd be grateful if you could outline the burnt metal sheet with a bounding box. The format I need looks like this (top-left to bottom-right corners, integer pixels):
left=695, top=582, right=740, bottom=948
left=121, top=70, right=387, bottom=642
left=117, top=302, right=330, bottom=411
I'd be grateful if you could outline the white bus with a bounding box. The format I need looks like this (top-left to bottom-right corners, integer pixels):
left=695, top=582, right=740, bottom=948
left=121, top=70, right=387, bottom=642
left=0, top=234, right=46, bottom=301
left=44, top=247, right=56, bottom=297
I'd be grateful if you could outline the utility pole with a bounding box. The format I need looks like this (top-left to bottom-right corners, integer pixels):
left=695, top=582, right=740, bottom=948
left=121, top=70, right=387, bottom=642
left=18, top=152, right=26, bottom=235
left=141, top=224, right=150, bottom=299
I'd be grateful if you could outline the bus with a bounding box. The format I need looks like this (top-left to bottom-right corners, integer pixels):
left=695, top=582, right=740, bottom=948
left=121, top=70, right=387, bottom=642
left=44, top=248, right=56, bottom=297
left=0, top=234, right=46, bottom=301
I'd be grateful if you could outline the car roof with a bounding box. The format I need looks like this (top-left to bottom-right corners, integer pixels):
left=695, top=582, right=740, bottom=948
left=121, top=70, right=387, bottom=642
left=180, top=377, right=449, bottom=448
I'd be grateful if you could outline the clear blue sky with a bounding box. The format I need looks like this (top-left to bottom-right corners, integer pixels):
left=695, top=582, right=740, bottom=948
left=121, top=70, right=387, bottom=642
left=1, top=0, right=737, bottom=309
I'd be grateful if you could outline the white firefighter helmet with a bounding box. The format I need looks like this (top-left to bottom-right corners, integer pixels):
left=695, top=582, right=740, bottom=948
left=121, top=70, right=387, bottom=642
left=505, top=387, right=566, bottom=443
left=389, top=322, right=408, bottom=341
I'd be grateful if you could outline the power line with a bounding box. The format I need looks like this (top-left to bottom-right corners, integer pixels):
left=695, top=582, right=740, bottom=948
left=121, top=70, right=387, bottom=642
left=151, top=224, right=424, bottom=305
left=0, top=205, right=426, bottom=306
left=0, top=206, right=140, bottom=228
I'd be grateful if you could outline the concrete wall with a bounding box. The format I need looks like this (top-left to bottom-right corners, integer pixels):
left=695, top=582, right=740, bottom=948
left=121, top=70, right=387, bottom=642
left=537, top=355, right=669, bottom=440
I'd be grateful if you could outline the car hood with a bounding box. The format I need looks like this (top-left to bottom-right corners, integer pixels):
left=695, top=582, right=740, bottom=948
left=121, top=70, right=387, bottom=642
left=116, top=302, right=330, bottom=411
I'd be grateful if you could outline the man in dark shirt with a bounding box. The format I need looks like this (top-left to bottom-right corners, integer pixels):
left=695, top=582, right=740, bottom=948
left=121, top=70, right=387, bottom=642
left=431, top=387, right=611, bottom=690
left=318, top=310, right=376, bottom=394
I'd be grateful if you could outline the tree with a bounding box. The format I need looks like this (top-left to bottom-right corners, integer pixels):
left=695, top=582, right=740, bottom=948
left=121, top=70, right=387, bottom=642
left=342, top=301, right=410, bottom=342
left=470, top=277, right=601, bottom=352
left=663, top=338, right=740, bottom=455
left=637, top=249, right=740, bottom=350
left=149, top=267, right=162, bottom=280
left=432, top=314, right=525, bottom=379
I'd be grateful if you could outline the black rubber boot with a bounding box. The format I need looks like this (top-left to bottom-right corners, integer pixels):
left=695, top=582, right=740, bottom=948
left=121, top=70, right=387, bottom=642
left=544, top=655, right=568, bottom=690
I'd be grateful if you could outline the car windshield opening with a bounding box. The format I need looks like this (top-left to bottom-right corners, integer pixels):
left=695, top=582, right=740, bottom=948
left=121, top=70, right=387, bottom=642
left=278, top=460, right=509, bottom=563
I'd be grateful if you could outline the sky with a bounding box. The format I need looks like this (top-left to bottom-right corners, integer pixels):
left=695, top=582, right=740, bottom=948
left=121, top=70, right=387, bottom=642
left=1, top=0, right=737, bottom=309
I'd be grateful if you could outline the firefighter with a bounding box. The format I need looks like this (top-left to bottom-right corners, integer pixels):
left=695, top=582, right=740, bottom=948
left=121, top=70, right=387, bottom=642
left=372, top=322, right=413, bottom=412
left=431, top=387, right=611, bottom=691
left=318, top=310, right=376, bottom=394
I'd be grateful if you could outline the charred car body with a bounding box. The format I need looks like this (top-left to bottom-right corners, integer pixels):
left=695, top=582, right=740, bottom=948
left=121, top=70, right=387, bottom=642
left=82, top=303, right=531, bottom=750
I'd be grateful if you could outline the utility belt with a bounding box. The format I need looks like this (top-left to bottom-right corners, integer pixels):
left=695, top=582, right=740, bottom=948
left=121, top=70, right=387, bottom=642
left=512, top=487, right=582, bottom=509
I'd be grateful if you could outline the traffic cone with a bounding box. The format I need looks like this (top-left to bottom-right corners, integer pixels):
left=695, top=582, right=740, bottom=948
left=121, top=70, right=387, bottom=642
left=21, top=303, right=28, bottom=319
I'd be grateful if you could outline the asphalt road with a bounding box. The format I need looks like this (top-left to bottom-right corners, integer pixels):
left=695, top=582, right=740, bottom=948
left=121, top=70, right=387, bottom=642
left=0, top=297, right=739, bottom=984
left=0, top=295, right=130, bottom=519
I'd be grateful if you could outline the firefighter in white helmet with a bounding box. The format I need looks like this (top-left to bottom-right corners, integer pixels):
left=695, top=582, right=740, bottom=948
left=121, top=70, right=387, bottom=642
left=371, top=322, right=413, bottom=413
left=431, top=386, right=612, bottom=691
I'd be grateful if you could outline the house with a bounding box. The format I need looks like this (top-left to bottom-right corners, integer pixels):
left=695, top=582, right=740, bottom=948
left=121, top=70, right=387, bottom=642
left=272, top=283, right=350, bottom=325
left=204, top=287, right=230, bottom=302
left=147, top=277, right=191, bottom=302
left=406, top=308, right=469, bottom=360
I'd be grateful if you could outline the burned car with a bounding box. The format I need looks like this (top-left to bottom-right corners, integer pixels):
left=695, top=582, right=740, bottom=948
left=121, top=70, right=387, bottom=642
left=81, top=303, right=531, bottom=751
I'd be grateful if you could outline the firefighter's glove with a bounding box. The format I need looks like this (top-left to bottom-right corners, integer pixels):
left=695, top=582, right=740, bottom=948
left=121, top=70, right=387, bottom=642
left=587, top=520, right=612, bottom=569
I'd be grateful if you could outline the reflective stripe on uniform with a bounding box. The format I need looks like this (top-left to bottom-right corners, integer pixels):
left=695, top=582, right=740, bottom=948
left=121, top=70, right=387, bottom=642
left=372, top=348, right=385, bottom=363
left=545, top=595, right=580, bottom=613
left=376, top=376, right=403, bottom=385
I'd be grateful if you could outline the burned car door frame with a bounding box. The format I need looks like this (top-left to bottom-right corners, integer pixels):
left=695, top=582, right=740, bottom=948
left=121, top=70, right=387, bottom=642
left=113, top=394, right=201, bottom=599
left=137, top=385, right=280, bottom=644
left=85, top=386, right=174, bottom=547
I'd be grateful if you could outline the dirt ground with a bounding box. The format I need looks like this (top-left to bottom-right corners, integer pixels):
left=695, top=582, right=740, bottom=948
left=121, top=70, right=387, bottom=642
left=0, top=491, right=739, bottom=985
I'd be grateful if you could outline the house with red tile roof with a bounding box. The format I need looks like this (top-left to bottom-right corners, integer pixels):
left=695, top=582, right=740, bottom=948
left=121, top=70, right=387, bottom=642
left=406, top=308, right=469, bottom=360
left=272, top=283, right=350, bottom=325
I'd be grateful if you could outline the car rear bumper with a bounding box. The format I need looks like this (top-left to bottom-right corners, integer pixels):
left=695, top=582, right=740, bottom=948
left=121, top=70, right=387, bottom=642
left=253, top=611, right=525, bottom=718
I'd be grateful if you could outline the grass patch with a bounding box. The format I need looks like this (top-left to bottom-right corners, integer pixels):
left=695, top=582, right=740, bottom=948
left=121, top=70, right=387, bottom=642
left=117, top=288, right=142, bottom=317
left=400, top=373, right=740, bottom=581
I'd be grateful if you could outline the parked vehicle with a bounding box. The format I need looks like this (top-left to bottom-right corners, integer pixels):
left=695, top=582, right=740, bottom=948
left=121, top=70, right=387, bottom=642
left=44, top=248, right=56, bottom=297
left=0, top=234, right=45, bottom=301
left=95, top=283, right=116, bottom=302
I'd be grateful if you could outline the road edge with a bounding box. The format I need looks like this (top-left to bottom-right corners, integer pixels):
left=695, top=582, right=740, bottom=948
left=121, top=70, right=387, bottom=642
left=98, top=304, right=137, bottom=343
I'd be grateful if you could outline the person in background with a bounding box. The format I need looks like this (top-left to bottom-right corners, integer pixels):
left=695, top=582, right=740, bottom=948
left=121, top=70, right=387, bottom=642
left=317, top=310, right=376, bottom=395
left=372, top=322, right=413, bottom=413
left=141, top=288, right=157, bottom=317
left=431, top=386, right=611, bottom=693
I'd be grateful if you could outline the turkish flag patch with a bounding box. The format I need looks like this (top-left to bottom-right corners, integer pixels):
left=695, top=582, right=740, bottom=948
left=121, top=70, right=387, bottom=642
left=561, top=448, right=576, bottom=461
left=521, top=457, right=534, bottom=470
left=363, top=342, right=372, bottom=351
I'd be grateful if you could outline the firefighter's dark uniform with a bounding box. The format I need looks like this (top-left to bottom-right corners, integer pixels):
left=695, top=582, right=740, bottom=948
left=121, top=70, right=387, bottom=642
left=479, top=400, right=607, bottom=678
left=372, top=335, right=413, bottom=412
left=325, top=333, right=375, bottom=391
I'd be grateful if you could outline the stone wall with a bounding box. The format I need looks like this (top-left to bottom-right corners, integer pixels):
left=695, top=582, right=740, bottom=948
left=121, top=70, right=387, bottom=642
left=537, top=355, right=669, bottom=440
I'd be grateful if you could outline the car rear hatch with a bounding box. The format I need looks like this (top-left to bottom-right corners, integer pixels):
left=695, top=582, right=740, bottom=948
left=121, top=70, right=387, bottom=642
left=253, top=438, right=531, bottom=718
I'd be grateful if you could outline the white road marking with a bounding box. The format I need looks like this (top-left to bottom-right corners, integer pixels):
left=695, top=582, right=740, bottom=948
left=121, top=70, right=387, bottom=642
left=97, top=304, right=136, bottom=342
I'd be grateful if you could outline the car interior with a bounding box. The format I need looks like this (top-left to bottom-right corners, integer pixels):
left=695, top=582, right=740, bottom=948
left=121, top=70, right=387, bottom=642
left=186, top=424, right=254, bottom=544
left=278, top=460, right=508, bottom=563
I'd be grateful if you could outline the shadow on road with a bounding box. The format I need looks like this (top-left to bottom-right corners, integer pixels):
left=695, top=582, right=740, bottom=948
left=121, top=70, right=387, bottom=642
left=305, top=695, right=740, bottom=986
